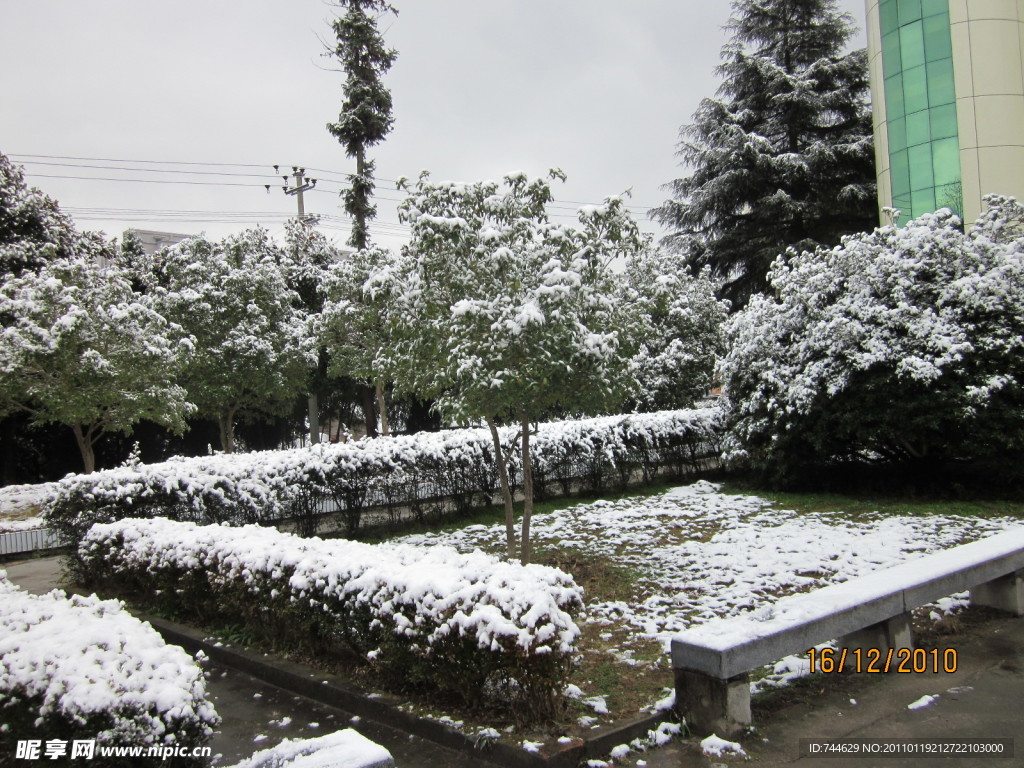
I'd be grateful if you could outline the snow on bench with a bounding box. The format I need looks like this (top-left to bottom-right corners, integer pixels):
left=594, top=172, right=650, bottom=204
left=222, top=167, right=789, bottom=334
left=670, top=528, right=1024, bottom=736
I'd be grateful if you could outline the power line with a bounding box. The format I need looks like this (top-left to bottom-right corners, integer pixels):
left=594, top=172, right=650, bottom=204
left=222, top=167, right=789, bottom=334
left=12, top=153, right=657, bottom=211
left=18, top=160, right=280, bottom=180
left=26, top=173, right=273, bottom=189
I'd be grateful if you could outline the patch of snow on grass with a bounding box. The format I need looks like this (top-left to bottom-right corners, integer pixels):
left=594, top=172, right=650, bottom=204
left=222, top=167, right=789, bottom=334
left=583, top=696, right=609, bottom=714
left=394, top=481, right=1020, bottom=658
left=224, top=729, right=392, bottom=768
left=908, top=694, right=939, bottom=710
left=701, top=733, right=747, bottom=757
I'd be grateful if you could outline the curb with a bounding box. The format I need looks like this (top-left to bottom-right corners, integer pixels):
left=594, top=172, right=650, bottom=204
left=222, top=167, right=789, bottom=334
left=144, top=613, right=678, bottom=767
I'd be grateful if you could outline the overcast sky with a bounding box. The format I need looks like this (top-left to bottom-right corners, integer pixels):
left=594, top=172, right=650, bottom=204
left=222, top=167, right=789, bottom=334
left=1, top=1, right=867, bottom=253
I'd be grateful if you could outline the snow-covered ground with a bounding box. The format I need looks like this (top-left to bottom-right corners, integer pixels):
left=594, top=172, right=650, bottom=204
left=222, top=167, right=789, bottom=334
left=0, top=482, right=56, bottom=531
left=396, top=481, right=1021, bottom=683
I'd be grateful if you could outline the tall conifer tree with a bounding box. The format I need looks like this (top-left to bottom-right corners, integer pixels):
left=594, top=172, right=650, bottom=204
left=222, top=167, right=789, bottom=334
left=326, top=0, right=397, bottom=252
left=326, top=0, right=397, bottom=436
left=653, top=0, right=876, bottom=308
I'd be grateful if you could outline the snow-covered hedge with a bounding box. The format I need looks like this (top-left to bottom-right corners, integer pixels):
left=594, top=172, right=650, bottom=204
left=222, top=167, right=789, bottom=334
left=0, top=572, right=218, bottom=767
left=48, top=407, right=722, bottom=546
left=79, top=518, right=585, bottom=722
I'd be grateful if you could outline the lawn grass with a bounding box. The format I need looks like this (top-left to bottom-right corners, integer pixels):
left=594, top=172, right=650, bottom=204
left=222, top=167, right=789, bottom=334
left=718, top=480, right=1024, bottom=523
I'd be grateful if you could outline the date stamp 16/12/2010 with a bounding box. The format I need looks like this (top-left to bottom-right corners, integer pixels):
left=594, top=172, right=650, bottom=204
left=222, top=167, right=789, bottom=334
left=806, top=647, right=958, bottom=674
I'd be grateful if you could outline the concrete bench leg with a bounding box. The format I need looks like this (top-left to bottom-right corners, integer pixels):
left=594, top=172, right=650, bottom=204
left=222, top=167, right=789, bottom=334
left=838, top=611, right=913, bottom=667
left=674, top=668, right=750, bottom=738
left=971, top=569, right=1024, bottom=616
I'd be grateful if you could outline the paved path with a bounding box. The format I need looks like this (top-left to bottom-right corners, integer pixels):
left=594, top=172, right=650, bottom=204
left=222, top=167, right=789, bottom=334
left=4, top=556, right=1023, bottom=767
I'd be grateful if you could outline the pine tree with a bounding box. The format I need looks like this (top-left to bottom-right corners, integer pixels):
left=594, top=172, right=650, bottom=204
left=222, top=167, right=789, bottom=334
left=326, top=0, right=397, bottom=252
left=653, top=0, right=876, bottom=309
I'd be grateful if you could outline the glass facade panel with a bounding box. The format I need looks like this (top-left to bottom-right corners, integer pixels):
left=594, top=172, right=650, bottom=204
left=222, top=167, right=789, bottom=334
left=912, top=187, right=937, bottom=214
left=889, top=116, right=908, bottom=152
left=891, top=149, right=912, bottom=198
left=906, top=111, right=930, bottom=146
left=881, top=1, right=900, bottom=32
left=924, top=14, right=952, bottom=61
left=909, top=143, right=935, bottom=189
left=883, top=30, right=902, bottom=72
left=932, top=136, right=960, bottom=186
left=903, top=65, right=928, bottom=112
left=926, top=60, right=955, bottom=106
left=880, top=0, right=960, bottom=221
left=930, top=103, right=957, bottom=139
left=899, top=0, right=923, bottom=26
left=899, top=22, right=926, bottom=69
left=885, top=73, right=905, bottom=116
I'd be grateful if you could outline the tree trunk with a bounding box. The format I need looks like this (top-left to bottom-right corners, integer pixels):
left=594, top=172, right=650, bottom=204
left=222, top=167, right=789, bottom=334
left=487, top=417, right=517, bottom=562
left=375, top=380, right=390, bottom=436
left=218, top=407, right=237, bottom=454
left=354, top=149, right=368, bottom=252
left=308, top=392, right=320, bottom=445
left=71, top=423, right=96, bottom=474
left=361, top=384, right=377, bottom=438
left=1, top=418, right=15, bottom=485
left=520, top=412, right=534, bottom=566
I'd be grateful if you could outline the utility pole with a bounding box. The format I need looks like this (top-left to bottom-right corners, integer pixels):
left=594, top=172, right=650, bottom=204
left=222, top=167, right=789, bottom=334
left=269, top=165, right=321, bottom=444
left=270, top=165, right=319, bottom=226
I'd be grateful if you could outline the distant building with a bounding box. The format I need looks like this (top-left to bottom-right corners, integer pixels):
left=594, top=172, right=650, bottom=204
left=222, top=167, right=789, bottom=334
left=866, top=0, right=1024, bottom=223
left=126, top=229, right=192, bottom=255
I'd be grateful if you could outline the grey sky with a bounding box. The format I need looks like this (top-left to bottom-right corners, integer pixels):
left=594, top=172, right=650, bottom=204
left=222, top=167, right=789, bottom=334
left=1, top=1, right=867, bottom=253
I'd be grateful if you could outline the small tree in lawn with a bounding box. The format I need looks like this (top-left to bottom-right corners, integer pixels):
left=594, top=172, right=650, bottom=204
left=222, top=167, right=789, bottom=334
left=378, top=170, right=644, bottom=563
left=0, top=253, right=193, bottom=473
left=623, top=249, right=729, bottom=412
left=722, top=196, right=1024, bottom=484
left=282, top=220, right=343, bottom=443
left=143, top=229, right=313, bottom=453
left=321, top=244, right=396, bottom=435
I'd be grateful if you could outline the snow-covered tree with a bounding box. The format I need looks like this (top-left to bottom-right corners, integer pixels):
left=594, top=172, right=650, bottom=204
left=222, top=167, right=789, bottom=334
left=282, top=220, right=343, bottom=444
left=378, top=170, right=644, bottom=562
left=623, top=250, right=729, bottom=412
left=0, top=152, right=76, bottom=278
left=0, top=255, right=193, bottom=473
left=653, top=0, right=876, bottom=309
left=722, top=196, right=1024, bottom=482
left=321, top=244, right=396, bottom=435
left=326, top=0, right=397, bottom=251
left=143, top=229, right=314, bottom=454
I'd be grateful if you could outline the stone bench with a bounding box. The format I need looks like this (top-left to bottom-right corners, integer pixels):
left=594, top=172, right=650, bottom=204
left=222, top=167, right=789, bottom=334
left=670, top=529, right=1024, bottom=736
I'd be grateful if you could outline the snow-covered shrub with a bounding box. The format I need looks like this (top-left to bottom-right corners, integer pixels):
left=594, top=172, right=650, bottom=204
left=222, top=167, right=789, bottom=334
left=622, top=251, right=729, bottom=412
left=0, top=572, right=218, bottom=767
left=48, top=407, right=723, bottom=551
left=79, top=518, right=585, bottom=722
left=722, top=197, right=1024, bottom=482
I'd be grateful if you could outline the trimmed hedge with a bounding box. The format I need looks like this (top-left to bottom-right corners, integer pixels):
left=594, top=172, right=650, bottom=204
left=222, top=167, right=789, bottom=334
left=79, top=518, right=584, bottom=723
left=0, top=572, right=218, bottom=767
left=47, top=407, right=722, bottom=548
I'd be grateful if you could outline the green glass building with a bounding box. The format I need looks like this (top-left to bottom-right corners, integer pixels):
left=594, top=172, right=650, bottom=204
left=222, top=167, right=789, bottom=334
left=866, top=0, right=1024, bottom=223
